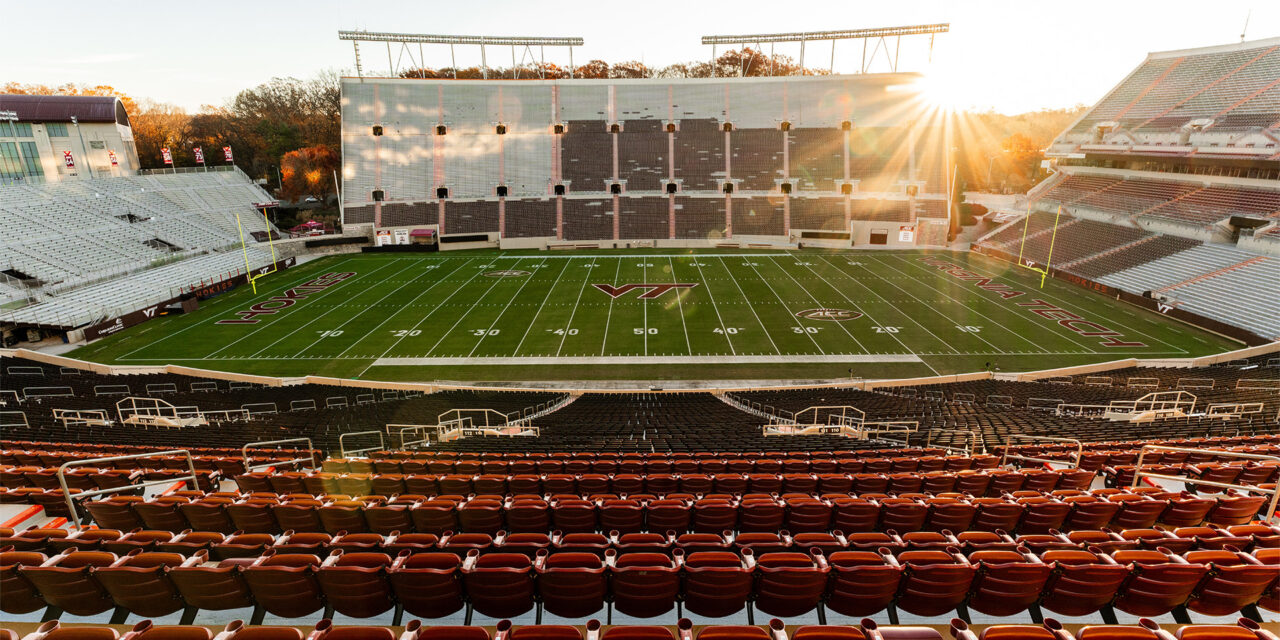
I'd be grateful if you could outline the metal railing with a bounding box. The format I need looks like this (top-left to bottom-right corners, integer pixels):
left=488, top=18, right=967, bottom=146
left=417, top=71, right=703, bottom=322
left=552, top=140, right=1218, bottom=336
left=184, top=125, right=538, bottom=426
left=925, top=428, right=982, bottom=456
left=339, top=430, right=387, bottom=458
left=1000, top=434, right=1083, bottom=469
left=241, top=438, right=318, bottom=473
left=57, top=450, right=199, bottom=530
left=388, top=423, right=436, bottom=449
left=0, top=411, right=28, bottom=428
left=1131, top=445, right=1280, bottom=522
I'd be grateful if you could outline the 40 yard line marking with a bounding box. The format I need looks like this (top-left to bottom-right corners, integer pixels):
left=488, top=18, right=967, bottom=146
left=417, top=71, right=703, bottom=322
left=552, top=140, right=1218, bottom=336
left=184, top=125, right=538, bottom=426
left=599, top=258, right=623, bottom=356
left=556, top=259, right=598, bottom=357
left=684, top=257, right=737, bottom=355
left=707, top=257, right=780, bottom=355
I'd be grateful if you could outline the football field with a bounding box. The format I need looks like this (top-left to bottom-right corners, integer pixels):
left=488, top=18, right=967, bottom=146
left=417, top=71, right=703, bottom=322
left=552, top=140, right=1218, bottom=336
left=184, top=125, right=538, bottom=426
left=71, top=249, right=1238, bottom=382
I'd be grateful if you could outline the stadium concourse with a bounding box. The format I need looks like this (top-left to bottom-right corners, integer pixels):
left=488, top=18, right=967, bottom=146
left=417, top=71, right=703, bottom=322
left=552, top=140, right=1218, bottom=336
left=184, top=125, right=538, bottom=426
left=3, top=28, right=1280, bottom=640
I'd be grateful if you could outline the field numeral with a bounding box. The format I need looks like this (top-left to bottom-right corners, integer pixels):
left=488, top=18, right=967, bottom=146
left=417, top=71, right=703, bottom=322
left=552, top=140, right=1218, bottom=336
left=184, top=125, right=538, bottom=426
left=476, top=264, right=495, bottom=269
left=633, top=328, right=658, bottom=335
left=548, top=328, right=579, bottom=336
left=714, top=327, right=742, bottom=335
left=581, top=263, right=599, bottom=268
left=792, top=326, right=820, bottom=334
left=955, top=325, right=984, bottom=333
left=688, top=262, right=708, bottom=267
left=794, top=262, right=813, bottom=266
left=421, top=264, right=438, bottom=270
left=742, top=262, right=759, bottom=267
left=847, top=261, right=864, bottom=266
left=472, top=329, right=500, bottom=336
left=637, top=263, right=654, bottom=267
left=316, top=330, right=344, bottom=337
left=391, top=329, right=421, bottom=337
left=874, top=326, right=901, bottom=334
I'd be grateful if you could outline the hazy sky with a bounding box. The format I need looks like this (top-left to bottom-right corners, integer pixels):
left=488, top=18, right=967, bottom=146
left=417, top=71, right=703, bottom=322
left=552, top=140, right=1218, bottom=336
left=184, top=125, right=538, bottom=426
left=5, top=0, right=1276, bottom=114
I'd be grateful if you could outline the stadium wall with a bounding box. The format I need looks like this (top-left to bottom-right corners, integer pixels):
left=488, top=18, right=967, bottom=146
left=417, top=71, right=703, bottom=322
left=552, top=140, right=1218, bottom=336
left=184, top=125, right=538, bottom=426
left=340, top=74, right=945, bottom=246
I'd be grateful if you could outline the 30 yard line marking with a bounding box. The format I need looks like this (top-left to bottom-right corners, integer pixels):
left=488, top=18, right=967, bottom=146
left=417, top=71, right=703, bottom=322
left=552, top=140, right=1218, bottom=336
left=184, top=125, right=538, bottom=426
left=599, top=258, right=623, bottom=356
left=556, top=259, right=598, bottom=357
left=708, top=257, right=780, bottom=355
left=512, top=258, right=573, bottom=355
left=668, top=257, right=693, bottom=355
left=868, top=255, right=1051, bottom=354
left=818, top=255, right=959, bottom=355
left=204, top=258, right=406, bottom=359
left=765, top=256, right=868, bottom=354
left=427, top=258, right=535, bottom=357
left=330, top=258, right=474, bottom=359
left=468, top=257, right=550, bottom=356
left=732, top=257, right=825, bottom=354
left=116, top=256, right=355, bottom=360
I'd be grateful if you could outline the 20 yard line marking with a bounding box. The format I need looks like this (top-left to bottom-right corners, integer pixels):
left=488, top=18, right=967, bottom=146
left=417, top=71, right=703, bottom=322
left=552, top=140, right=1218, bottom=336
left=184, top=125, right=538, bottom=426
left=330, top=258, right=475, bottom=359
left=511, top=258, right=573, bottom=355
left=818, top=255, right=960, bottom=355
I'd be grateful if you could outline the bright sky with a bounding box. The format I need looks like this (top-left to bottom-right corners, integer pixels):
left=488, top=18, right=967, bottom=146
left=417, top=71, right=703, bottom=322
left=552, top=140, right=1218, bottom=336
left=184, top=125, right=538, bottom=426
left=5, top=0, right=1277, bottom=115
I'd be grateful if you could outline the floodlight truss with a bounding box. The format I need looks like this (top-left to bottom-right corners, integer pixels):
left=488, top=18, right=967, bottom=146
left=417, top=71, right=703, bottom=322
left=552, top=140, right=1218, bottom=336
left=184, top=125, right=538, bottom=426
left=338, top=30, right=586, bottom=80
left=700, top=23, right=950, bottom=76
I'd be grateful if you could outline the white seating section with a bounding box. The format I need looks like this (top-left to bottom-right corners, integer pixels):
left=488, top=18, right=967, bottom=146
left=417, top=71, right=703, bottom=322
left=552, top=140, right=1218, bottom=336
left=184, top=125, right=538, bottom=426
left=1164, top=258, right=1280, bottom=339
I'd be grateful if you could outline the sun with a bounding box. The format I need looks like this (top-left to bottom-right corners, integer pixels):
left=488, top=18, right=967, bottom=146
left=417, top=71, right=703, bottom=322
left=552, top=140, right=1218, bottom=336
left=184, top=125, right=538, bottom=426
left=916, top=70, right=968, bottom=113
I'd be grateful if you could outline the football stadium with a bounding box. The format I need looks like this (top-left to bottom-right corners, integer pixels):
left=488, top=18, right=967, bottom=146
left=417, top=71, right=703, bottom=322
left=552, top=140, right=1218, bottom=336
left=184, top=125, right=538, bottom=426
left=2, top=4, right=1280, bottom=640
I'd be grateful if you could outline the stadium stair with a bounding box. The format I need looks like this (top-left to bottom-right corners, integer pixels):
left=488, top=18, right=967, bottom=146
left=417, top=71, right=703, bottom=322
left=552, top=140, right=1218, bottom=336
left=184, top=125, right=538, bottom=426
left=1155, top=255, right=1269, bottom=294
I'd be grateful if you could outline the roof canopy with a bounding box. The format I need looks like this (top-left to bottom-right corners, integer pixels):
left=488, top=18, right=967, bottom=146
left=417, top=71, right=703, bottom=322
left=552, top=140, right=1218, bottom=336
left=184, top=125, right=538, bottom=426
left=0, top=94, right=129, bottom=126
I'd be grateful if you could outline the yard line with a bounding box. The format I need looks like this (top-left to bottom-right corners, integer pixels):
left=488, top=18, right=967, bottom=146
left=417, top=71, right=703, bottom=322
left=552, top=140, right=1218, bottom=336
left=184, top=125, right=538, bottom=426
left=883, top=254, right=1097, bottom=353
left=358, top=259, right=500, bottom=375
left=642, top=259, right=649, bottom=356
left=765, top=256, right=869, bottom=354
left=599, top=258, right=623, bottom=356
left=668, top=257, right=694, bottom=355
left=556, top=259, right=599, bottom=356
left=816, top=255, right=960, bottom=355
left=685, top=257, right=737, bottom=355
left=331, top=258, right=474, bottom=358
left=203, top=258, right=404, bottom=359
left=797, top=257, right=939, bottom=373
left=246, top=259, right=422, bottom=358
left=707, top=257, right=780, bottom=355
left=473, top=258, right=559, bottom=356
left=862, top=254, right=1036, bottom=353
left=118, top=256, right=355, bottom=360
left=943, top=253, right=1185, bottom=353
left=287, top=259, right=465, bottom=358
left=427, top=258, right=537, bottom=357
left=512, top=258, right=573, bottom=354
left=732, top=256, right=826, bottom=354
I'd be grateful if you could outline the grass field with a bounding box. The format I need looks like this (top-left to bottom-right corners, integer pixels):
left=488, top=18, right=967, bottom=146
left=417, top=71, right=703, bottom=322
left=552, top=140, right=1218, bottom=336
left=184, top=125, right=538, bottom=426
left=69, top=249, right=1239, bottom=382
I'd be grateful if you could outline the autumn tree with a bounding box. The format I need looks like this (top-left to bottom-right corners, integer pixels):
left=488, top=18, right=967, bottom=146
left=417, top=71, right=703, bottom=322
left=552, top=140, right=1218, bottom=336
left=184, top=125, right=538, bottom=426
left=2, top=82, right=139, bottom=117
left=280, top=145, right=339, bottom=201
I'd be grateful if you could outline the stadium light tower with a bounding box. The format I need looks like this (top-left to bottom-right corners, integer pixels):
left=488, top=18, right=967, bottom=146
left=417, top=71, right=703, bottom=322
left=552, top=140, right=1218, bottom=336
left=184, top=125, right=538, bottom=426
left=700, top=23, right=949, bottom=76
left=338, top=30, right=585, bottom=80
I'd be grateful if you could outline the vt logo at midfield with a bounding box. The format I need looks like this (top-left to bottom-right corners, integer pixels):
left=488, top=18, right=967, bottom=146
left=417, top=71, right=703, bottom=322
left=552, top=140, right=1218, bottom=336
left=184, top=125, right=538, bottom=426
left=593, top=283, right=698, bottom=299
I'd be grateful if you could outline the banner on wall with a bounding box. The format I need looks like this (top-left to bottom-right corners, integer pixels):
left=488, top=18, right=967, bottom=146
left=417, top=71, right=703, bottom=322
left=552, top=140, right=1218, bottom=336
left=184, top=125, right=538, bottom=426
left=223, top=146, right=233, bottom=162
left=375, top=230, right=393, bottom=246
left=161, top=148, right=173, bottom=165
left=898, top=225, right=915, bottom=243
left=394, top=228, right=410, bottom=245
left=193, top=147, right=205, bottom=164
left=62, top=151, right=74, bottom=168
left=108, top=150, right=118, bottom=166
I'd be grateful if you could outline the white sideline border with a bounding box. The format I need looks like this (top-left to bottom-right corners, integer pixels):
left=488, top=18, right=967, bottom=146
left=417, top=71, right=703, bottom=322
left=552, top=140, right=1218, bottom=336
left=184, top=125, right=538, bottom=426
left=372, top=354, right=924, bottom=366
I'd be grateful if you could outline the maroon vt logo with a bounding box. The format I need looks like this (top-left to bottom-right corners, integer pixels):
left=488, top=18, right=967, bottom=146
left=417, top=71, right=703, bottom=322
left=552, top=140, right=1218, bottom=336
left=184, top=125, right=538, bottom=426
left=593, top=283, right=698, bottom=299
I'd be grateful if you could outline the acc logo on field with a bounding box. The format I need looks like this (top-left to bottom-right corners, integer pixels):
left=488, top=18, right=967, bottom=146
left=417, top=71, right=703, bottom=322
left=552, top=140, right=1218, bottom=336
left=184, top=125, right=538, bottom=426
left=795, top=308, right=862, bottom=321
left=484, top=270, right=531, bottom=277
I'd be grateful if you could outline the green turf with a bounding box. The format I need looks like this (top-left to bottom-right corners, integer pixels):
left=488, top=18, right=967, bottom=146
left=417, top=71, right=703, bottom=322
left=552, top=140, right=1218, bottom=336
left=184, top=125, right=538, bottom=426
left=69, top=249, right=1240, bottom=382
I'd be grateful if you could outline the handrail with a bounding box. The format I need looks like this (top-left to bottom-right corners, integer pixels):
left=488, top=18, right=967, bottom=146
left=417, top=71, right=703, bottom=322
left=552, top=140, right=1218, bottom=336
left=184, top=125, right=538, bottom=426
left=242, top=437, right=318, bottom=473
left=1132, top=445, right=1280, bottom=522
left=1000, top=434, right=1083, bottom=469
left=926, top=428, right=982, bottom=455
left=389, top=424, right=434, bottom=449
left=339, top=430, right=387, bottom=458
left=57, top=449, right=198, bottom=531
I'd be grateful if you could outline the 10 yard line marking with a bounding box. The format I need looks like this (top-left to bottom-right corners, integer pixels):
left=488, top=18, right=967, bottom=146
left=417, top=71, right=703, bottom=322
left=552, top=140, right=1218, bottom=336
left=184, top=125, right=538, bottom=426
left=203, top=258, right=406, bottom=359
left=511, top=259, right=573, bottom=355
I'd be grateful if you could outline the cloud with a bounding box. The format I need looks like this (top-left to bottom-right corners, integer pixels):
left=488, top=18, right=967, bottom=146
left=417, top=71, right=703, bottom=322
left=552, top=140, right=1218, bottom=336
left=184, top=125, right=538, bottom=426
left=55, top=53, right=143, bottom=65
